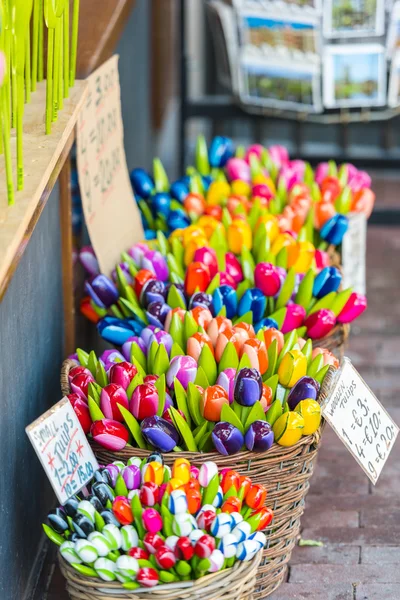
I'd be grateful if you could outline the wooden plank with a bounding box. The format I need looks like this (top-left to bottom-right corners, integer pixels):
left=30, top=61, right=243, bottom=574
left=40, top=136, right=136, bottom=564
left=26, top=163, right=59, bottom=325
left=0, top=80, right=87, bottom=301
left=59, top=150, right=76, bottom=356
left=74, top=0, right=136, bottom=78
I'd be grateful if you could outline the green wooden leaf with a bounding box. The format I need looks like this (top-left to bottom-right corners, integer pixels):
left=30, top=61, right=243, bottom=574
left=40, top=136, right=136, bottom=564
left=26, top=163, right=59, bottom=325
left=139, top=200, right=154, bottom=228
left=157, top=231, right=170, bottom=255
left=71, top=564, right=98, bottom=577
left=206, top=273, right=221, bottom=295
left=307, top=354, right=324, bottom=378
left=301, top=339, right=313, bottom=366
left=264, top=339, right=278, bottom=379
left=174, top=379, right=192, bottom=426
left=168, top=407, right=197, bottom=451
left=241, top=248, right=255, bottom=284
left=194, top=421, right=209, bottom=446
left=218, top=341, right=239, bottom=374
left=115, top=473, right=129, bottom=497
left=167, top=285, right=187, bottom=310
left=198, top=344, right=217, bottom=385
left=244, top=401, right=266, bottom=430
left=202, top=473, right=220, bottom=505
left=295, top=269, right=315, bottom=310
left=315, top=364, right=330, bottom=385
left=88, top=396, right=105, bottom=422
left=131, top=494, right=146, bottom=538
left=76, top=348, right=89, bottom=367
left=297, top=326, right=307, bottom=338
left=195, top=366, right=210, bottom=388
left=184, top=312, right=199, bottom=346
left=307, top=292, right=336, bottom=316
left=147, top=341, right=158, bottom=374
left=187, top=382, right=205, bottom=426
left=88, top=382, right=101, bottom=405
left=170, top=313, right=185, bottom=349
left=331, top=288, right=353, bottom=317
left=277, top=330, right=298, bottom=369
left=275, top=247, right=288, bottom=270
left=233, top=311, right=253, bottom=325
left=155, top=374, right=166, bottom=416
left=268, top=307, right=287, bottom=329
left=171, top=238, right=185, bottom=267
left=238, top=353, right=252, bottom=371
left=221, top=403, right=244, bottom=434
left=167, top=254, right=185, bottom=279
left=95, top=362, right=108, bottom=388
left=153, top=344, right=170, bottom=376
left=86, top=351, right=98, bottom=377
left=232, top=400, right=242, bottom=419
left=118, top=404, right=146, bottom=448
left=265, top=400, right=282, bottom=426
left=236, top=279, right=251, bottom=301
left=170, top=342, right=185, bottom=359
left=119, top=298, right=147, bottom=323
left=127, top=372, right=144, bottom=400
left=276, top=267, right=296, bottom=310
left=42, top=523, right=65, bottom=546
left=217, top=305, right=227, bottom=318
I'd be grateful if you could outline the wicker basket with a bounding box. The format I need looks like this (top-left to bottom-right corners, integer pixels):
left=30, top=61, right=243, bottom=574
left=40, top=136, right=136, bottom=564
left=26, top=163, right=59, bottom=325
left=59, top=551, right=261, bottom=600
left=61, top=360, right=335, bottom=598
left=314, top=322, right=350, bottom=359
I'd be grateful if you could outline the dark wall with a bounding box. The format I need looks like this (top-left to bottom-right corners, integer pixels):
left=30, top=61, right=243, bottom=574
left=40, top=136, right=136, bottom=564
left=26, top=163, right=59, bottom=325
left=0, top=185, right=64, bottom=599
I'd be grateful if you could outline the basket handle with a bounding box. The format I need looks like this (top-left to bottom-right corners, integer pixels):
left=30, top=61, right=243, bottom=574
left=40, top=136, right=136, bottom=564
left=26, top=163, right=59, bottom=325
left=60, top=358, right=78, bottom=397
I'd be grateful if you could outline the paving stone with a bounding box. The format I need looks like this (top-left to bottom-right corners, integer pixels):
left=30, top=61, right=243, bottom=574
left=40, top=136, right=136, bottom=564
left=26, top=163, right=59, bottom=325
left=301, top=510, right=359, bottom=530
left=355, top=583, right=400, bottom=600
left=361, top=546, right=400, bottom=564
left=299, top=527, right=400, bottom=546
left=269, top=582, right=353, bottom=600
left=360, top=508, right=400, bottom=529
left=290, top=544, right=360, bottom=565
left=289, top=564, right=400, bottom=585
left=305, top=494, right=397, bottom=513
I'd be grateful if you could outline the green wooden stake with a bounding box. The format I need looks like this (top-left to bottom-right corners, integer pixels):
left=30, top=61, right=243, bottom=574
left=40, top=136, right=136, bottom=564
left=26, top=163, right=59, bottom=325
left=63, top=0, right=69, bottom=98
left=25, top=29, right=31, bottom=103
left=1, top=86, right=14, bottom=204
left=32, top=0, right=39, bottom=89
left=38, top=0, right=44, bottom=81
left=52, top=19, right=60, bottom=120
left=44, top=0, right=57, bottom=134
left=58, top=18, right=63, bottom=110
left=69, top=0, right=79, bottom=87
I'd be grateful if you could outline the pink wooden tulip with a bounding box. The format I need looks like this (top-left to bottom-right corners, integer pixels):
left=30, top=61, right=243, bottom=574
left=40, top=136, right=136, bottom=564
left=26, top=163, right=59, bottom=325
left=254, top=263, right=281, bottom=297
left=245, top=144, right=264, bottom=162
left=225, top=157, right=251, bottom=182
left=142, top=508, right=163, bottom=534
left=305, top=309, right=336, bottom=339
left=194, top=247, right=218, bottom=279
left=100, top=384, right=129, bottom=422
left=109, top=362, right=138, bottom=390
left=225, top=253, right=243, bottom=284
left=130, top=383, right=159, bottom=420
left=216, top=368, right=236, bottom=403
left=281, top=304, right=306, bottom=334
left=90, top=419, right=129, bottom=451
left=337, top=293, right=367, bottom=324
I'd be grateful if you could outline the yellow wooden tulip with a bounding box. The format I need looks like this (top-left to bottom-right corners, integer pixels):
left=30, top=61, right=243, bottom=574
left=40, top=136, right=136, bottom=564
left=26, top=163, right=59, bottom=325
left=183, top=225, right=205, bottom=246
left=227, top=219, right=252, bottom=254
left=289, top=241, right=315, bottom=273
left=295, top=399, right=321, bottom=435
left=231, top=179, right=251, bottom=197
left=273, top=412, right=304, bottom=446
left=255, top=214, right=280, bottom=241
left=271, top=232, right=296, bottom=256
left=197, top=216, right=224, bottom=239
left=278, top=349, right=307, bottom=388
left=184, top=237, right=209, bottom=266
left=206, top=181, right=231, bottom=206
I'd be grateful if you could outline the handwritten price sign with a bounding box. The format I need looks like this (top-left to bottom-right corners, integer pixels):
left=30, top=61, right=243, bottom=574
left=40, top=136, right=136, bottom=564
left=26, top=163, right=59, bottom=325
left=77, top=55, right=144, bottom=277
left=26, top=398, right=99, bottom=504
left=322, top=358, right=398, bottom=484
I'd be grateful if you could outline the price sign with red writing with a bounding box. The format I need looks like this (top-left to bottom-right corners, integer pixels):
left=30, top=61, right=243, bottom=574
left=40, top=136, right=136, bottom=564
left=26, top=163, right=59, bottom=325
left=322, top=358, right=398, bottom=484
left=26, top=398, right=99, bottom=504
left=76, top=55, right=144, bottom=277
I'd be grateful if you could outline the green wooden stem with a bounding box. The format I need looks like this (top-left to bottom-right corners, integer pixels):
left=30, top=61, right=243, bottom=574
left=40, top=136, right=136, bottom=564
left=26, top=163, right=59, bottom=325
left=11, top=52, right=17, bottom=129
left=59, top=18, right=63, bottom=110
left=17, top=74, right=24, bottom=190
left=63, top=6, right=69, bottom=98
left=38, top=0, right=44, bottom=81
left=53, top=19, right=61, bottom=121
left=69, top=0, right=80, bottom=87
left=1, top=87, right=15, bottom=205
left=46, top=27, right=54, bottom=134
left=25, top=29, right=31, bottom=103
left=32, top=0, right=39, bottom=88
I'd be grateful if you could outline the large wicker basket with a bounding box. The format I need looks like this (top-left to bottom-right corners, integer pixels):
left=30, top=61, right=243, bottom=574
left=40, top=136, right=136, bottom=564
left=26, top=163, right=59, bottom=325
left=61, top=360, right=335, bottom=598
left=59, top=551, right=261, bottom=600
left=314, top=323, right=350, bottom=359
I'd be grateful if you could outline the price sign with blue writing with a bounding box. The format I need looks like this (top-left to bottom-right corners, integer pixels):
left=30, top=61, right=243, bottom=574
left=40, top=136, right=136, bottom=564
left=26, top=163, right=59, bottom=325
left=322, top=358, right=398, bottom=484
left=26, top=398, right=99, bottom=504
left=76, top=55, right=144, bottom=277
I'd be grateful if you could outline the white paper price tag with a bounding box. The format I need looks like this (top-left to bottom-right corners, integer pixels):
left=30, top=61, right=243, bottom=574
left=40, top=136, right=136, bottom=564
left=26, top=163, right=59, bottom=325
left=341, top=212, right=367, bottom=295
left=322, top=358, right=398, bottom=484
left=26, top=398, right=99, bottom=504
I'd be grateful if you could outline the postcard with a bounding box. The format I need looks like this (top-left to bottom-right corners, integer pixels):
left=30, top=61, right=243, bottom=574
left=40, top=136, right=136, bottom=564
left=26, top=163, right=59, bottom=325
left=323, top=0, right=385, bottom=38
left=323, top=44, right=386, bottom=108
left=387, top=1, right=400, bottom=56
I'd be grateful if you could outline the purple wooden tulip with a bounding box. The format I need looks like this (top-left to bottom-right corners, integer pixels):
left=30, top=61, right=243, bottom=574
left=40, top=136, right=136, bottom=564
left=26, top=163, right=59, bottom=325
left=166, top=355, right=197, bottom=390
left=305, top=309, right=336, bottom=339
left=141, top=280, right=166, bottom=308
left=245, top=420, right=274, bottom=452
left=128, top=243, right=148, bottom=265
left=105, top=464, right=120, bottom=487
left=287, top=376, right=320, bottom=410
left=212, top=422, right=244, bottom=455
left=130, top=383, right=159, bottom=420
left=85, top=274, right=119, bottom=309
left=147, top=329, right=173, bottom=355
left=281, top=304, right=306, bottom=334
left=111, top=262, right=134, bottom=285
left=142, top=251, right=169, bottom=282
left=337, top=293, right=367, bottom=324
left=140, top=326, right=158, bottom=348
left=189, top=292, right=213, bottom=310
left=216, top=368, right=236, bottom=404
left=100, top=384, right=129, bottom=422
left=234, top=368, right=263, bottom=407
left=146, top=302, right=171, bottom=328
left=122, top=336, right=147, bottom=361
left=79, top=246, right=100, bottom=276
left=122, top=465, right=141, bottom=490
left=100, top=349, right=125, bottom=372
left=141, top=416, right=180, bottom=452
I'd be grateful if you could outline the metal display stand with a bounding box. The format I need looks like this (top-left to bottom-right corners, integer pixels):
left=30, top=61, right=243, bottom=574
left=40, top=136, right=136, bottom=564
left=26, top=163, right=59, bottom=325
left=178, top=0, right=400, bottom=225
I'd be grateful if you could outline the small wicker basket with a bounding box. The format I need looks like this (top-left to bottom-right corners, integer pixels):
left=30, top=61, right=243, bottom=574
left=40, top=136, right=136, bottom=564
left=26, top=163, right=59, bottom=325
left=59, top=551, right=261, bottom=600
left=61, top=361, right=335, bottom=598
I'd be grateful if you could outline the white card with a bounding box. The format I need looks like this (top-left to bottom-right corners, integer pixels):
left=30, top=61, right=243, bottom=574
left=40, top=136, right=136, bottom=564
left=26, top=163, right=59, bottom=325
left=26, top=398, right=99, bottom=504
left=322, top=359, right=399, bottom=485
left=341, top=212, right=367, bottom=295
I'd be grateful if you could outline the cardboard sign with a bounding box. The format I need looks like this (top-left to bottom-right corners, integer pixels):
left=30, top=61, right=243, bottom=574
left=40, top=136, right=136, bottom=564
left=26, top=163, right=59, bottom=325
left=26, top=398, right=99, bottom=504
left=76, top=55, right=144, bottom=277
left=322, top=358, right=398, bottom=484
left=341, top=212, right=367, bottom=295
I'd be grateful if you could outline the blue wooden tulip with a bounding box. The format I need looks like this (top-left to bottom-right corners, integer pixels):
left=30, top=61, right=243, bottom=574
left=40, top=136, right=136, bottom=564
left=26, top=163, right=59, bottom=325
left=238, top=288, right=266, bottom=323
left=151, top=193, right=171, bottom=218
left=97, top=317, right=137, bottom=346
left=170, top=180, right=189, bottom=203
left=130, top=168, right=154, bottom=199
left=145, top=230, right=157, bottom=240
left=212, top=285, right=238, bottom=319
left=202, top=175, right=213, bottom=192
left=85, top=275, right=119, bottom=309
left=254, top=318, right=279, bottom=333
left=168, top=209, right=190, bottom=231
left=313, top=267, right=342, bottom=298
left=320, top=214, right=349, bottom=246
left=209, top=136, right=235, bottom=168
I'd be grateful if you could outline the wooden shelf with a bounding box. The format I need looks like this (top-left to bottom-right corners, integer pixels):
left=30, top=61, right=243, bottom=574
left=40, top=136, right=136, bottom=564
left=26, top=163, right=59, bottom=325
left=0, top=80, right=88, bottom=300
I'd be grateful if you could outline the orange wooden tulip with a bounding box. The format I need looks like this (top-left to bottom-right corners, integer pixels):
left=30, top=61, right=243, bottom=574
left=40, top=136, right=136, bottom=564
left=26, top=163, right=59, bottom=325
left=134, top=269, right=156, bottom=297
left=239, top=475, right=252, bottom=499
left=315, top=200, right=336, bottom=229
left=203, top=205, right=223, bottom=221
left=215, top=329, right=242, bottom=362
left=190, top=306, right=213, bottom=329
left=221, top=470, right=241, bottom=494
left=197, top=215, right=223, bottom=237
left=184, top=193, right=206, bottom=216
left=262, top=327, right=284, bottom=353
left=207, top=316, right=233, bottom=345
left=222, top=497, right=242, bottom=514
left=320, top=176, right=341, bottom=202
left=184, top=263, right=211, bottom=295
left=241, top=338, right=268, bottom=374
left=260, top=384, right=273, bottom=412
left=245, top=484, right=267, bottom=510
left=200, top=385, right=229, bottom=422
left=187, top=332, right=215, bottom=362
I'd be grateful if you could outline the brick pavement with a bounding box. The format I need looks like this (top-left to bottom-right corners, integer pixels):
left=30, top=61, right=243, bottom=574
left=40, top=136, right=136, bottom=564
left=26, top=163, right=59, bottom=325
left=46, top=227, right=400, bottom=600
